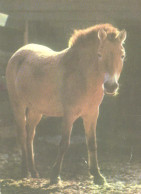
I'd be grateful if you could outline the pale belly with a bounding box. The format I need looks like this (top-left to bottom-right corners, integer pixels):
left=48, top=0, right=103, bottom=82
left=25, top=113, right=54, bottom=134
left=21, top=90, right=63, bottom=117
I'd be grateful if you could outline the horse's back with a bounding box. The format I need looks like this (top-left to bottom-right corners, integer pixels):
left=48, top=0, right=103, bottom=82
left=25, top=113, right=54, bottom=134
left=15, top=43, right=56, bottom=56
left=19, top=44, right=56, bottom=56
left=6, top=44, right=55, bottom=78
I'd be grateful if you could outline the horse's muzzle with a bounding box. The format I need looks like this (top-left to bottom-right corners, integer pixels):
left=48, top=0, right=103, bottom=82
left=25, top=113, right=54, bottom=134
left=104, top=82, right=119, bottom=95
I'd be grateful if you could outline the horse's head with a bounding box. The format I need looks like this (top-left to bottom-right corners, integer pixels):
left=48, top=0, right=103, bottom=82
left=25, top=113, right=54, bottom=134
left=97, top=28, right=126, bottom=95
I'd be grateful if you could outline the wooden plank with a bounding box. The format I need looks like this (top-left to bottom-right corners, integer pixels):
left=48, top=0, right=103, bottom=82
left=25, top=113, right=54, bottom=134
left=3, top=9, right=141, bottom=22
left=0, top=0, right=140, bottom=13
left=0, top=0, right=140, bottom=27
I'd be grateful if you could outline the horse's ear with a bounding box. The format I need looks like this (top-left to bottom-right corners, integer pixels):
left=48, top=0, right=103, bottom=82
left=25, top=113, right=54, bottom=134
left=98, top=29, right=107, bottom=41
left=118, top=30, right=127, bottom=43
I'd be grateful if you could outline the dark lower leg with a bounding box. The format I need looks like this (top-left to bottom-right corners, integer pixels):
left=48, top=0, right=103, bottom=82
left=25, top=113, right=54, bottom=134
left=50, top=137, right=70, bottom=182
left=27, top=141, right=39, bottom=178
left=87, top=138, right=105, bottom=185
left=17, top=129, right=30, bottom=178
left=88, top=150, right=100, bottom=176
left=50, top=117, right=72, bottom=183
left=25, top=110, right=41, bottom=178
left=83, top=114, right=106, bottom=185
left=21, top=143, right=30, bottom=178
left=26, top=124, right=39, bottom=178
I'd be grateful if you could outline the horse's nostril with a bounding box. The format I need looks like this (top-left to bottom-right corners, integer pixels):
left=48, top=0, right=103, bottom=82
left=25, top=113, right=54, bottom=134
left=113, top=82, right=119, bottom=90
left=104, top=82, right=109, bottom=90
left=104, top=82, right=119, bottom=93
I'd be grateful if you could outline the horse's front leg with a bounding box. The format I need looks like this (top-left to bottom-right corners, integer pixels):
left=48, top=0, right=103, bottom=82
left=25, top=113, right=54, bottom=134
left=50, top=115, right=73, bottom=183
left=83, top=109, right=106, bottom=185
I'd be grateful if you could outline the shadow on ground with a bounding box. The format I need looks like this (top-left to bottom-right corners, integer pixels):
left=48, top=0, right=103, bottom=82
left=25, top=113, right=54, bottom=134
left=1, top=124, right=141, bottom=194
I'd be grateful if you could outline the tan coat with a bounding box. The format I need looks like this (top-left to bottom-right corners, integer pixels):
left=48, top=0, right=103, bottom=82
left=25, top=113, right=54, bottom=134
left=6, top=23, right=126, bottom=184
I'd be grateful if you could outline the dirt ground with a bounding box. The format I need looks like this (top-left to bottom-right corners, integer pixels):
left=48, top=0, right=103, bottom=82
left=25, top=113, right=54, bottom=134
left=1, top=119, right=141, bottom=194
left=0, top=95, right=141, bottom=194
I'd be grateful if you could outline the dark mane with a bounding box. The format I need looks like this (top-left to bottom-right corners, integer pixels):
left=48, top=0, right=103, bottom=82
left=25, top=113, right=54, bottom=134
left=69, top=23, right=120, bottom=47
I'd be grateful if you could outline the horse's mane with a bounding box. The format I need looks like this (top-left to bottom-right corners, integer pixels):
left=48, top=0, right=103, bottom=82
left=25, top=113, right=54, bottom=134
left=69, top=23, right=120, bottom=47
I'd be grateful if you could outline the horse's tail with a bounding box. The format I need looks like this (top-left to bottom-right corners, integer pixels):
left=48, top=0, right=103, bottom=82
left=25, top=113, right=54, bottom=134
left=6, top=49, right=26, bottom=77
left=6, top=48, right=27, bottom=103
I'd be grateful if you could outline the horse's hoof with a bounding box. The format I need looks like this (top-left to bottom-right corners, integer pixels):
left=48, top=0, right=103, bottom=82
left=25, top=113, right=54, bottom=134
left=50, top=176, right=61, bottom=185
left=31, top=170, right=39, bottom=178
left=21, top=171, right=31, bottom=179
left=94, top=174, right=106, bottom=185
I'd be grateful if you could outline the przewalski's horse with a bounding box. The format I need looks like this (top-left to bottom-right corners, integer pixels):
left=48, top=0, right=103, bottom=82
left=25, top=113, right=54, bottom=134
left=6, top=24, right=126, bottom=185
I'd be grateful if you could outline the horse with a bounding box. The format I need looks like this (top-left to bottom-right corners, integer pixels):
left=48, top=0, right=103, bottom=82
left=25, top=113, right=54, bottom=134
left=6, top=23, right=126, bottom=185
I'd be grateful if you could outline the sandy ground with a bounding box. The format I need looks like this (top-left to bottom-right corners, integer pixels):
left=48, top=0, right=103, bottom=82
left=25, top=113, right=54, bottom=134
left=0, top=95, right=141, bottom=193
left=1, top=122, right=141, bottom=194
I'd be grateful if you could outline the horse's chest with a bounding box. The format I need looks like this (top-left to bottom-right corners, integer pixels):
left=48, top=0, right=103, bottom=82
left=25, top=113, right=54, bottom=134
left=82, top=86, right=104, bottom=112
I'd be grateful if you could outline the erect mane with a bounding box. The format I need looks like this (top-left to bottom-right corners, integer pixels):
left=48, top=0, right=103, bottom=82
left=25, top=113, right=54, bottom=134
left=68, top=23, right=120, bottom=47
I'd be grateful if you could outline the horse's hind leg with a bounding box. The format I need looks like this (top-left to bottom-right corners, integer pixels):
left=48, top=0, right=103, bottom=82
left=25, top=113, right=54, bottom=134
left=50, top=115, right=73, bottom=183
left=26, top=108, right=42, bottom=178
left=11, top=102, right=30, bottom=178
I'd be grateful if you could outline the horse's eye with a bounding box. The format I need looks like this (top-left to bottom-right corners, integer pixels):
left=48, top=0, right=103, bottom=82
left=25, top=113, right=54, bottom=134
left=98, top=53, right=102, bottom=59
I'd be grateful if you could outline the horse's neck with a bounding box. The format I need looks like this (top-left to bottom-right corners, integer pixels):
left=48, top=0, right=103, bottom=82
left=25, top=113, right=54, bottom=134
left=64, top=46, right=104, bottom=91
left=71, top=46, right=103, bottom=82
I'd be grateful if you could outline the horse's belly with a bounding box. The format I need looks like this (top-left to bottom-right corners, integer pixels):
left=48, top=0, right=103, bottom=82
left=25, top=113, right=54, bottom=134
left=25, top=90, right=63, bottom=117
left=37, top=97, right=63, bottom=117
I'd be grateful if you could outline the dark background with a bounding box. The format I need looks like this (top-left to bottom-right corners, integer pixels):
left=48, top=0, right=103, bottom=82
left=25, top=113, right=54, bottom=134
left=0, top=0, right=141, bottom=161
